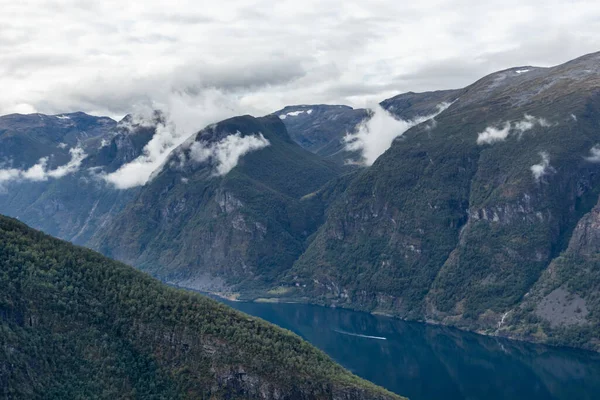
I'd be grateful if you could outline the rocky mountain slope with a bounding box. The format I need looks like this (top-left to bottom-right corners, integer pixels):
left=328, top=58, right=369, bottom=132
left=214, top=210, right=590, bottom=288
left=0, top=112, right=116, bottom=166
left=0, top=215, right=403, bottom=400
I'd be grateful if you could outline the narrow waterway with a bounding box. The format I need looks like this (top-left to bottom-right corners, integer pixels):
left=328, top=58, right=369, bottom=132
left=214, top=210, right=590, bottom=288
left=218, top=299, right=600, bottom=400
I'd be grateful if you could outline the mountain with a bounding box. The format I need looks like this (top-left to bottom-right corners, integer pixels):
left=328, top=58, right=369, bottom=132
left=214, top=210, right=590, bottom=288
left=280, top=52, right=600, bottom=351
left=380, top=89, right=461, bottom=120
left=0, top=112, right=116, bottom=166
left=0, top=215, right=402, bottom=399
left=0, top=113, right=158, bottom=245
left=90, top=115, right=345, bottom=293
left=274, top=105, right=369, bottom=163
left=274, top=91, right=461, bottom=166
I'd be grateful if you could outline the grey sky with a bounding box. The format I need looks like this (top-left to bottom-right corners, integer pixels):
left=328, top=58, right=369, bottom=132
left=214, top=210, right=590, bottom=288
left=2, top=0, right=600, bottom=119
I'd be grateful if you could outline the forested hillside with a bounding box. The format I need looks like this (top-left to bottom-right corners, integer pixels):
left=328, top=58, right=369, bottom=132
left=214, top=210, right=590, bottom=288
left=0, top=215, right=402, bottom=399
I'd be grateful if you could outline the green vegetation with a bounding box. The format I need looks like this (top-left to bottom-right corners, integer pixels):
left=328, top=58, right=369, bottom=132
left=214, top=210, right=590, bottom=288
left=0, top=215, right=402, bottom=399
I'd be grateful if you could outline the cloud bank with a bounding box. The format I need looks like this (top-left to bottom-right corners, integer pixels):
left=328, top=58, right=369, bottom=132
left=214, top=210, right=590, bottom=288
left=189, top=132, right=270, bottom=175
left=344, top=102, right=451, bottom=165
left=2, top=1, right=600, bottom=118
left=0, top=147, right=87, bottom=186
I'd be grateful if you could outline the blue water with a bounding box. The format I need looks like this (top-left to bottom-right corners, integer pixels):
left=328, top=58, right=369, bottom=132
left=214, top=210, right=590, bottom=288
left=217, top=299, right=600, bottom=400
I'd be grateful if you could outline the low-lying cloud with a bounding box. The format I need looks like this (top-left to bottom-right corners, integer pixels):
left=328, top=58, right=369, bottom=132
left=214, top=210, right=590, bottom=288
left=477, top=114, right=551, bottom=145
left=102, top=90, right=250, bottom=189
left=344, top=102, right=451, bottom=165
left=514, top=114, right=551, bottom=133
left=0, top=147, right=87, bottom=187
left=531, top=151, right=553, bottom=181
left=189, top=132, right=270, bottom=176
left=476, top=122, right=512, bottom=145
left=585, top=145, right=600, bottom=162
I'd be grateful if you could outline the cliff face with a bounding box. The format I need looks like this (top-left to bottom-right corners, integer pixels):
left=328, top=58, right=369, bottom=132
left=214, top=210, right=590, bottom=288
left=0, top=215, right=403, bottom=400
left=499, top=197, right=600, bottom=351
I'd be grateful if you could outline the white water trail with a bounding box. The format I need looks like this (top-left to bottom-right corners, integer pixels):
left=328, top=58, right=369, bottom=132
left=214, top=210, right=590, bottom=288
left=333, top=329, right=387, bottom=340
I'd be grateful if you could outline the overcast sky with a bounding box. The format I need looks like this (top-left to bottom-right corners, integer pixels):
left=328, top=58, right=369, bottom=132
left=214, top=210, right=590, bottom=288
left=2, top=0, right=600, bottom=119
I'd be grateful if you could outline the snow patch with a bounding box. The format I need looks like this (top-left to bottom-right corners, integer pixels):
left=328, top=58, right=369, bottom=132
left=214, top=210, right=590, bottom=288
left=99, top=138, right=110, bottom=149
left=279, top=109, right=313, bottom=120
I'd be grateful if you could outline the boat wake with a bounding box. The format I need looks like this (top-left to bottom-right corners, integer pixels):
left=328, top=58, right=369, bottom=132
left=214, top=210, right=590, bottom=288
left=333, top=329, right=387, bottom=340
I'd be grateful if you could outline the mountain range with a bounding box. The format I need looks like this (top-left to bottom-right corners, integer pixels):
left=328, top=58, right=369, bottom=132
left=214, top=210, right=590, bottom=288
left=2, top=51, right=600, bottom=353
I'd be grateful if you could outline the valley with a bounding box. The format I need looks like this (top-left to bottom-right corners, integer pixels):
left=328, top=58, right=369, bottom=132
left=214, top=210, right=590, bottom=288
left=2, top=52, right=600, bottom=355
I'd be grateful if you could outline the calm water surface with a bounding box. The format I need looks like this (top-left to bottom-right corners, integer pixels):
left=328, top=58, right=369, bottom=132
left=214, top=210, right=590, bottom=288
left=217, top=299, right=600, bottom=400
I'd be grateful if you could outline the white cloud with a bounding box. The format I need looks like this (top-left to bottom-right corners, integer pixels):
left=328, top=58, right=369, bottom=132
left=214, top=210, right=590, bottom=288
left=477, top=114, right=551, bottom=144
left=344, top=102, right=451, bottom=165
left=531, top=151, right=552, bottom=181
left=476, top=122, right=512, bottom=145
left=513, top=114, right=551, bottom=133
left=189, top=132, right=270, bottom=176
left=585, top=145, right=600, bottom=162
left=47, top=147, right=87, bottom=178
left=102, top=89, right=250, bottom=189
left=0, top=147, right=87, bottom=186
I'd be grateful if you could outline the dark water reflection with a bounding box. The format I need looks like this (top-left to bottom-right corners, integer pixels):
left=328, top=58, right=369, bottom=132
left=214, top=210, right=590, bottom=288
left=217, top=299, right=600, bottom=400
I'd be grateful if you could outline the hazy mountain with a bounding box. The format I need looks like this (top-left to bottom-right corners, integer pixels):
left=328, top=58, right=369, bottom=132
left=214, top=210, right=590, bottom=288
left=0, top=112, right=115, bottom=167
left=0, top=215, right=402, bottom=400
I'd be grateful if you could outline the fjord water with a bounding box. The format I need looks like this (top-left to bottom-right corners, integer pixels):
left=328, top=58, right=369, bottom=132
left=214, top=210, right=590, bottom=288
left=219, top=299, right=600, bottom=400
